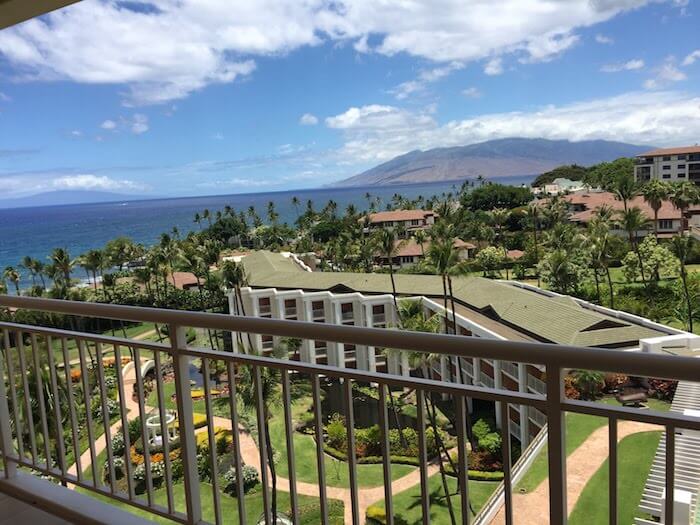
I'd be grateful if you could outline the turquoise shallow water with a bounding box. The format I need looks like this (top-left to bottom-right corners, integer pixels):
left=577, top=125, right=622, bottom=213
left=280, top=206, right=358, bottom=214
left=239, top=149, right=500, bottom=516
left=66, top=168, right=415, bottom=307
left=0, top=176, right=533, bottom=286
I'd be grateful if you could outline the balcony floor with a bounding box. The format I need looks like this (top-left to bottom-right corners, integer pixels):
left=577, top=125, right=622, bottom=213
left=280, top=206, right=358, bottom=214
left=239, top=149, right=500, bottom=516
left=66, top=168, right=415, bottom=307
left=0, top=490, right=71, bottom=525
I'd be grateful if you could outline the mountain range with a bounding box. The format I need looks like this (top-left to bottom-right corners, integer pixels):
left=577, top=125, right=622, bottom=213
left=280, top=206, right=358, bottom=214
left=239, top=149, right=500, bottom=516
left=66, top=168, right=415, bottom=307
left=0, top=190, right=144, bottom=209
left=332, top=138, right=651, bottom=187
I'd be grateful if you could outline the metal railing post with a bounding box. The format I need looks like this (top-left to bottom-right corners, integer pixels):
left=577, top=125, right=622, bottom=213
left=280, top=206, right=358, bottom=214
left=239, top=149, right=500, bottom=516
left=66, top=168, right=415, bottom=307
left=545, top=365, right=567, bottom=525
left=171, top=324, right=202, bottom=525
left=0, top=330, right=17, bottom=478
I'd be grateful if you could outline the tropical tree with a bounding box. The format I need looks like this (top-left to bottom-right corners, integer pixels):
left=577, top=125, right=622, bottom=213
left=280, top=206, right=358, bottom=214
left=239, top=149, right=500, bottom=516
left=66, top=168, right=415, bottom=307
left=194, top=212, right=203, bottom=230
left=489, top=208, right=511, bottom=279
left=611, top=172, right=638, bottom=212
left=641, top=180, right=670, bottom=240
left=621, top=236, right=679, bottom=284
left=80, top=249, right=105, bottom=291
left=3, top=266, right=20, bottom=295
left=50, top=248, right=74, bottom=289
left=670, top=235, right=697, bottom=332
left=617, top=207, right=651, bottom=287
left=588, top=208, right=616, bottom=307
left=669, top=181, right=699, bottom=232
left=524, top=203, right=541, bottom=286
left=375, top=228, right=404, bottom=315
left=237, top=346, right=285, bottom=521
left=475, top=246, right=504, bottom=278
left=414, top=229, right=427, bottom=257
left=20, top=256, right=38, bottom=287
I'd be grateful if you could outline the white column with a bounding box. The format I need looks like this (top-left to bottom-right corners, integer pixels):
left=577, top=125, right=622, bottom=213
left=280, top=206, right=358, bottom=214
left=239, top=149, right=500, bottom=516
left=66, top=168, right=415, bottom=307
left=356, top=304, right=372, bottom=371
left=272, top=295, right=284, bottom=347
left=249, top=294, right=263, bottom=351
left=228, top=292, right=240, bottom=354
left=494, top=360, right=503, bottom=428
left=300, top=298, right=315, bottom=363
left=518, top=363, right=531, bottom=447
left=329, top=301, right=344, bottom=368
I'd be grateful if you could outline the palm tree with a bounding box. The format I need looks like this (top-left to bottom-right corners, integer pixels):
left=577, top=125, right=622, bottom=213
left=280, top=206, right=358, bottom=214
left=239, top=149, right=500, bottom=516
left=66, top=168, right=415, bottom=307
left=589, top=207, right=616, bottom=308
left=81, top=249, right=105, bottom=291
left=266, top=201, right=278, bottom=225
left=194, top=212, right=203, bottom=230
left=20, top=256, right=37, bottom=287
left=414, top=229, right=427, bottom=257
left=641, top=180, right=670, bottom=240
left=159, top=234, right=178, bottom=287
left=376, top=228, right=404, bottom=315
left=669, top=181, right=699, bottom=233
left=202, top=209, right=212, bottom=226
left=49, top=248, right=73, bottom=289
left=237, top=347, right=285, bottom=521
left=291, top=196, right=300, bottom=221
left=31, top=259, right=47, bottom=289
left=618, top=207, right=651, bottom=287
left=670, top=235, right=696, bottom=332
left=489, top=208, right=511, bottom=279
left=3, top=266, right=20, bottom=295
left=524, top=203, right=541, bottom=287
left=612, top=172, right=638, bottom=212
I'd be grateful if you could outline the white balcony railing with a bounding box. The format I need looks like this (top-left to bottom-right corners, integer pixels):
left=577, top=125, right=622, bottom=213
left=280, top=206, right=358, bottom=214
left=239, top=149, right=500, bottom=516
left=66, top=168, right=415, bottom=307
left=479, top=371, right=495, bottom=388
left=0, top=295, right=699, bottom=525
left=501, top=361, right=519, bottom=379
left=528, top=374, right=546, bottom=394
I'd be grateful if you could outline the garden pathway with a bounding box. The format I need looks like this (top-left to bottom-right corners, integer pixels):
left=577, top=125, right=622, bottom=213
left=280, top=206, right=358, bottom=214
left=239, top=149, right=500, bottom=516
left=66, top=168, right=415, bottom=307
left=66, top=358, right=447, bottom=523
left=488, top=420, right=657, bottom=525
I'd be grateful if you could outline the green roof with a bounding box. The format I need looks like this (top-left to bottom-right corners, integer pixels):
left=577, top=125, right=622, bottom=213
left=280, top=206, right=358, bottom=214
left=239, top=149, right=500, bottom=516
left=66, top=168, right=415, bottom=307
left=241, top=251, right=667, bottom=348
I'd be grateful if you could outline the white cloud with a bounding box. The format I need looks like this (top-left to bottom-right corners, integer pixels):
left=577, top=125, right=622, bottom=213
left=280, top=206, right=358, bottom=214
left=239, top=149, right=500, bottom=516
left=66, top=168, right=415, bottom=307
left=0, top=91, right=11, bottom=102
left=130, top=113, right=149, bottom=134
left=644, top=58, right=687, bottom=89
left=390, top=61, right=463, bottom=99
left=595, top=33, right=614, bottom=44
left=212, top=132, right=225, bottom=140
left=70, top=130, right=82, bottom=137
left=0, top=0, right=667, bottom=105
left=299, top=113, right=319, bottom=125
left=100, top=119, right=117, bottom=130
left=484, top=57, right=504, bottom=76
left=600, top=59, right=645, bottom=72
left=52, top=174, right=145, bottom=192
left=462, top=87, right=482, bottom=98
left=682, top=50, right=700, bottom=66
left=325, top=91, right=700, bottom=164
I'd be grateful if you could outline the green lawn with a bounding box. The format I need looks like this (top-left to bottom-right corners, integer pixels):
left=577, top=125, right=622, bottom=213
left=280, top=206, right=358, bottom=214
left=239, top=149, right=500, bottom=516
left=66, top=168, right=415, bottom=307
left=516, top=396, right=669, bottom=493
left=569, top=431, right=661, bottom=525
left=370, top=474, right=499, bottom=525
left=78, top=481, right=344, bottom=524
left=268, top=395, right=416, bottom=489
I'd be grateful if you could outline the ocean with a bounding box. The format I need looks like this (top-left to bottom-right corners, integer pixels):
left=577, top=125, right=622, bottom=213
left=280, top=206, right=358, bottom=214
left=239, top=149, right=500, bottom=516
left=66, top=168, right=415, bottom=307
left=0, top=176, right=534, bottom=285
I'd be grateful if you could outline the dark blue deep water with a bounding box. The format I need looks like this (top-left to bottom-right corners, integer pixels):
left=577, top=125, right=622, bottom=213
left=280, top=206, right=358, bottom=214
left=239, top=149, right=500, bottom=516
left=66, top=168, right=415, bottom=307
left=0, top=177, right=533, bottom=285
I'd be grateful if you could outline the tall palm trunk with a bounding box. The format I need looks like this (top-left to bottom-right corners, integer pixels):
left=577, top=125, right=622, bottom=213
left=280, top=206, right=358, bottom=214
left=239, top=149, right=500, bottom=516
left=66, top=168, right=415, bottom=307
left=605, top=267, right=615, bottom=309
left=680, top=266, right=694, bottom=332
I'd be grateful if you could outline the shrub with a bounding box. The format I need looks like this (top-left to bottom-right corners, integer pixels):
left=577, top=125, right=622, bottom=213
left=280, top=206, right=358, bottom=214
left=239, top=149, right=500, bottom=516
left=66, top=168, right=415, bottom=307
left=192, top=413, right=208, bottom=429
left=197, top=452, right=211, bottom=482
left=468, top=449, right=503, bottom=472
left=111, top=431, right=125, bottom=456
left=355, top=425, right=381, bottom=457
left=478, top=432, right=502, bottom=456
left=603, top=373, right=628, bottom=393
left=564, top=374, right=580, bottom=400
left=472, top=419, right=492, bottom=442
left=573, top=370, right=604, bottom=400
left=388, top=428, right=418, bottom=457
left=171, top=459, right=184, bottom=481
left=325, top=413, right=347, bottom=451
left=128, top=416, right=142, bottom=443
left=365, top=505, right=409, bottom=525
left=222, top=464, right=259, bottom=495
left=649, top=379, right=677, bottom=401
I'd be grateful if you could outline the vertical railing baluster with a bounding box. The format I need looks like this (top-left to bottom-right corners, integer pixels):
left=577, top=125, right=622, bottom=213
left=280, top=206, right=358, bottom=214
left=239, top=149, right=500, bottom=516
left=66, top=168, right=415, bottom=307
left=133, top=345, right=154, bottom=504
left=226, top=361, right=246, bottom=524
left=46, top=335, right=67, bottom=482
left=171, top=324, right=202, bottom=524
left=113, top=343, right=135, bottom=500
left=30, top=334, right=52, bottom=472
left=282, top=368, right=300, bottom=525
left=0, top=329, right=17, bottom=478
left=254, top=364, right=273, bottom=524
left=499, top=402, right=513, bottom=525
left=416, top=389, right=430, bottom=525
left=78, top=339, right=99, bottom=485
left=3, top=330, right=23, bottom=465
left=455, top=395, right=469, bottom=525
left=154, top=349, right=174, bottom=513
left=16, top=331, right=38, bottom=466
left=545, top=365, right=567, bottom=525
left=343, top=378, right=359, bottom=525
left=608, top=417, right=617, bottom=525
left=202, top=358, right=222, bottom=525
left=312, top=373, right=329, bottom=524
left=61, top=337, right=81, bottom=481
left=378, top=383, right=394, bottom=525
left=95, top=341, right=115, bottom=491
left=665, top=425, right=675, bottom=525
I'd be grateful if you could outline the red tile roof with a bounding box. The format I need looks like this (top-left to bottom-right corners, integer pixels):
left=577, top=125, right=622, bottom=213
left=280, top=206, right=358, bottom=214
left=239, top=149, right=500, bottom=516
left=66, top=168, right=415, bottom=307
left=562, top=191, right=691, bottom=223
left=637, top=145, right=700, bottom=157
left=367, top=209, right=437, bottom=224
left=169, top=272, right=204, bottom=289
left=390, top=238, right=475, bottom=258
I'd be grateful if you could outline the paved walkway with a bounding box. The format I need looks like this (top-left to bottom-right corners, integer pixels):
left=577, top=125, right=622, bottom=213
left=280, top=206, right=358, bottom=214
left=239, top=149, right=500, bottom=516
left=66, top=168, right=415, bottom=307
left=489, top=420, right=657, bottom=525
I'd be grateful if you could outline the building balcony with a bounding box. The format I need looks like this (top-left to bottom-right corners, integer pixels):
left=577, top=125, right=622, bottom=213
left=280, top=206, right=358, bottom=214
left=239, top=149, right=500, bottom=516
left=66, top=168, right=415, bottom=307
left=0, top=295, right=699, bottom=525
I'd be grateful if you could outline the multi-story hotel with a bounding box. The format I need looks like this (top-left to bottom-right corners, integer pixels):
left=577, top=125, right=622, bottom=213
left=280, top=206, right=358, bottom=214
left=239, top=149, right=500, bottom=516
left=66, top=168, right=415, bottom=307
left=634, top=146, right=700, bottom=184
left=227, top=250, right=695, bottom=448
left=363, top=209, right=438, bottom=234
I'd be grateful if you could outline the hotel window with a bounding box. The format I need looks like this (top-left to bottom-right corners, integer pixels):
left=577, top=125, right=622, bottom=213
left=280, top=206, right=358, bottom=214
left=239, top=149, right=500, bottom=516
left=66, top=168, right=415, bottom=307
left=678, top=165, right=686, bottom=170
left=410, top=219, right=420, bottom=226
left=663, top=165, right=671, bottom=170
left=679, top=173, right=686, bottom=178
left=679, top=155, right=687, bottom=160
left=259, top=297, right=271, bottom=315
left=663, top=156, right=671, bottom=161
left=659, top=219, right=674, bottom=230
left=663, top=173, right=671, bottom=179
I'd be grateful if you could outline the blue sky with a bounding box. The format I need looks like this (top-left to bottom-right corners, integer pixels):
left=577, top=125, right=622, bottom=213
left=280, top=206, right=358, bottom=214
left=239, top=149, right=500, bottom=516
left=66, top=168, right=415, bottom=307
left=0, top=0, right=699, bottom=198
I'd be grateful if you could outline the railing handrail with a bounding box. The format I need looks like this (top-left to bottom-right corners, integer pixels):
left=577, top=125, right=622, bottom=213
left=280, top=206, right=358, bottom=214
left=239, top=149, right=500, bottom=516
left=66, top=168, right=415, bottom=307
left=2, top=294, right=700, bottom=382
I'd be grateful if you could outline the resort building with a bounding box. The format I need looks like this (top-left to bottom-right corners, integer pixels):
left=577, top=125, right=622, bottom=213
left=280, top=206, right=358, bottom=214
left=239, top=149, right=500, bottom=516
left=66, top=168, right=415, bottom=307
left=634, top=145, right=700, bottom=184
left=227, top=251, right=688, bottom=449
left=561, top=190, right=698, bottom=237
left=375, top=238, right=476, bottom=268
left=532, top=177, right=586, bottom=196
left=363, top=209, right=438, bottom=234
